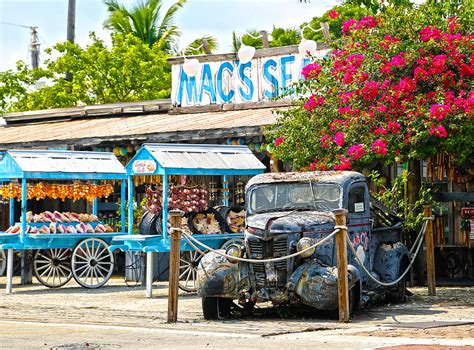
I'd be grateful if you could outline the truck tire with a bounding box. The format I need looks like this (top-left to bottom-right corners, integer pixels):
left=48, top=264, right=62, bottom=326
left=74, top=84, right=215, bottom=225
left=385, top=260, right=407, bottom=304
left=202, top=297, right=231, bottom=320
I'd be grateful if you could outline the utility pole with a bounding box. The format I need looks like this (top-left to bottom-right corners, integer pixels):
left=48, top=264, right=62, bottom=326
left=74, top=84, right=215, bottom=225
left=29, top=27, right=40, bottom=68
left=67, top=0, right=76, bottom=44
left=66, top=0, right=76, bottom=81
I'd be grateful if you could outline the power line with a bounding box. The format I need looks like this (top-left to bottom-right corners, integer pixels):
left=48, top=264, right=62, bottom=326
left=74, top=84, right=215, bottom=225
left=0, top=21, right=33, bottom=29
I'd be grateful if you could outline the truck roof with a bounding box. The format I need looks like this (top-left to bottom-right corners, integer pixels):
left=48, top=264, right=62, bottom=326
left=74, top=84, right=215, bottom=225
left=246, top=171, right=366, bottom=189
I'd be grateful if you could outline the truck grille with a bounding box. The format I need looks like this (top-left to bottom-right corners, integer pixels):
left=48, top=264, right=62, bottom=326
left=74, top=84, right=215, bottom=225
left=247, top=237, right=288, bottom=288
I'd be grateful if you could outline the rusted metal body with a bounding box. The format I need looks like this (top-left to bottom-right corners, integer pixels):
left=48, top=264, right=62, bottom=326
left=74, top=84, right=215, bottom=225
left=197, top=171, right=409, bottom=313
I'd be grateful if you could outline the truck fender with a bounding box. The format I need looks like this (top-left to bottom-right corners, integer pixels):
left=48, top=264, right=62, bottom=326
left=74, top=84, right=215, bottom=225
left=196, top=251, right=240, bottom=299
left=373, top=242, right=410, bottom=285
left=287, top=260, right=361, bottom=311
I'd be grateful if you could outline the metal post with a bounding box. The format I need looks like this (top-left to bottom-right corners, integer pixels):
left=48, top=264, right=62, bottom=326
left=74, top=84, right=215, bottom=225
left=92, top=181, right=98, bottom=217
left=162, top=174, right=169, bottom=240
left=223, top=175, right=229, bottom=207
left=6, top=249, right=13, bottom=293
left=127, top=176, right=134, bottom=235
left=168, top=210, right=184, bottom=323
left=424, top=205, right=436, bottom=296
left=9, top=198, right=14, bottom=226
left=20, top=178, right=32, bottom=285
left=334, top=209, right=349, bottom=323
left=146, top=251, right=154, bottom=298
left=120, top=180, right=126, bottom=233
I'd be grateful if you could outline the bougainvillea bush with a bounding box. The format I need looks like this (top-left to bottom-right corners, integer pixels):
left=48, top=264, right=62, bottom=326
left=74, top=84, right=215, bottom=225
left=269, top=3, right=473, bottom=171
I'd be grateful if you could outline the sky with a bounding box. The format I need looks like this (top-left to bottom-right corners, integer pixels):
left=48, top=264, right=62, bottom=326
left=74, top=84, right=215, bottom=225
left=0, top=0, right=339, bottom=71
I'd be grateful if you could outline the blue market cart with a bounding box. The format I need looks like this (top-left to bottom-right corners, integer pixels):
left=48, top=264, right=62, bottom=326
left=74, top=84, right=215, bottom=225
left=0, top=150, right=127, bottom=292
left=109, top=143, right=265, bottom=297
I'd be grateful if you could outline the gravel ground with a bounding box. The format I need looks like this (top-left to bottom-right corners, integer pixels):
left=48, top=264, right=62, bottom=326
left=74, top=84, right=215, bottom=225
left=0, top=277, right=473, bottom=349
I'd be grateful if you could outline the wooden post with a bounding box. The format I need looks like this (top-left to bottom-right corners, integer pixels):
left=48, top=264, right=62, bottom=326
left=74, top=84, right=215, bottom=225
left=168, top=209, right=184, bottom=323
left=424, top=205, right=436, bottom=296
left=333, top=209, right=349, bottom=323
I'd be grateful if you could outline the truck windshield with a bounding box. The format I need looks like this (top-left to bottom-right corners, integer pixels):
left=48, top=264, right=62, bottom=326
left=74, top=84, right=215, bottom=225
left=248, top=182, right=341, bottom=214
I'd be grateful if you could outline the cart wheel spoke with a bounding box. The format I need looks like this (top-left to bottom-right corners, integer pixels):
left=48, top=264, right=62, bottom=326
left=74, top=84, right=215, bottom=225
left=178, top=250, right=207, bottom=293
left=72, top=238, right=114, bottom=289
left=34, top=249, right=72, bottom=288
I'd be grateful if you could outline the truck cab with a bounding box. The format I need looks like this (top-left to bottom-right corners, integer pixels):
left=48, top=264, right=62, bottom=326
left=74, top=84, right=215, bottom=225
left=196, top=171, right=409, bottom=319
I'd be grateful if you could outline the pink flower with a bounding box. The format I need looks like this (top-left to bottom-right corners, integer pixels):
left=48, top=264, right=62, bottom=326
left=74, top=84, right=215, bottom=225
left=334, top=132, right=345, bottom=147
left=387, top=121, right=401, bottom=133
left=304, top=95, right=325, bottom=112
left=356, top=16, right=377, bottom=30
left=321, top=135, right=329, bottom=149
left=375, top=127, right=387, bottom=136
left=361, top=81, right=380, bottom=101
left=334, top=157, right=352, bottom=170
left=342, top=19, right=356, bottom=36
left=429, top=104, right=450, bottom=121
left=347, top=144, right=365, bottom=161
left=301, top=63, right=322, bottom=79
left=274, top=137, right=284, bottom=147
left=371, top=139, right=388, bottom=156
left=419, top=26, right=442, bottom=42
left=328, top=10, right=340, bottom=19
left=429, top=125, right=448, bottom=138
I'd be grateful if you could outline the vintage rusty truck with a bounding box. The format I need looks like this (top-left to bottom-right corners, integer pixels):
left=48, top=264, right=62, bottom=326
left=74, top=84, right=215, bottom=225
left=196, top=171, right=409, bottom=319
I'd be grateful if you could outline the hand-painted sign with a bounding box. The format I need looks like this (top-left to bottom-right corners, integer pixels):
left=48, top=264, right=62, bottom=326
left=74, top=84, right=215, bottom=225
left=132, top=160, right=157, bottom=174
left=171, top=50, right=330, bottom=107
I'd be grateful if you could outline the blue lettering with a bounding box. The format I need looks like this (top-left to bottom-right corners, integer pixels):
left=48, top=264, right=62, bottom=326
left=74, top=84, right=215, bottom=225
left=199, top=64, right=217, bottom=103
left=299, top=57, right=311, bottom=80
left=238, top=62, right=254, bottom=101
left=280, top=55, right=295, bottom=92
left=263, top=59, right=279, bottom=99
left=216, top=62, right=235, bottom=103
left=176, top=68, right=198, bottom=105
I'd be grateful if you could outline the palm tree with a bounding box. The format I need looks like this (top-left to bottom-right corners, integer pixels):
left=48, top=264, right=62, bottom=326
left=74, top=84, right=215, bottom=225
left=183, top=35, right=218, bottom=55
left=231, top=30, right=264, bottom=52
left=103, top=0, right=186, bottom=51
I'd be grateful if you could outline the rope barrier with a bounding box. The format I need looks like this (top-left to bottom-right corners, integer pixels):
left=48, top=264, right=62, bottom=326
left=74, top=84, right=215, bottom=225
left=177, top=218, right=429, bottom=288
left=181, top=228, right=340, bottom=264
left=345, top=220, right=428, bottom=287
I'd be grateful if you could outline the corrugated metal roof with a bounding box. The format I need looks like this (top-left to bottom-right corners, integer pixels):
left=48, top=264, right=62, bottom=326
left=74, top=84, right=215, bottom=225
left=8, top=150, right=125, bottom=174
left=143, top=143, right=266, bottom=171
left=0, top=108, right=278, bottom=146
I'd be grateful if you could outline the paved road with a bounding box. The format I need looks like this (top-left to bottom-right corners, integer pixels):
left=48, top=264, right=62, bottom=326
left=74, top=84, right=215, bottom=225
left=0, top=277, right=473, bottom=349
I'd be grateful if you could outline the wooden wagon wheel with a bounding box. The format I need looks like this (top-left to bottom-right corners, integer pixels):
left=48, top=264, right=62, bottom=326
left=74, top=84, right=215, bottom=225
left=179, top=249, right=206, bottom=293
left=0, top=249, right=6, bottom=276
left=33, top=249, right=73, bottom=288
left=71, top=238, right=114, bottom=289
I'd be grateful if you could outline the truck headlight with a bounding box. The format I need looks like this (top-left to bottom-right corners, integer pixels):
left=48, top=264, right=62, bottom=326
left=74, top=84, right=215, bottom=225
left=296, top=237, right=315, bottom=258
left=225, top=244, right=243, bottom=263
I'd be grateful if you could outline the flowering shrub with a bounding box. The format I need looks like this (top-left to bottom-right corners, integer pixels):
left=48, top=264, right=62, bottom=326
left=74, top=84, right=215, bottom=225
left=269, top=3, right=473, bottom=171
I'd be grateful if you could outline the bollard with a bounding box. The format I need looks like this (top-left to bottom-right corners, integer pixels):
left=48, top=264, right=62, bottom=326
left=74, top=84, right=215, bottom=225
left=167, top=209, right=185, bottom=323
left=423, top=205, right=436, bottom=296
left=333, top=209, right=349, bottom=323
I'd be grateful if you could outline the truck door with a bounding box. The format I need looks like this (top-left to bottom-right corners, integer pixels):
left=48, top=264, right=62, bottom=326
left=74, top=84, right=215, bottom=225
left=347, top=182, right=371, bottom=284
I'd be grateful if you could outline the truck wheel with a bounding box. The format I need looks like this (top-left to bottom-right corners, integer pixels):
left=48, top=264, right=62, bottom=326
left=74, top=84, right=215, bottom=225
left=202, top=297, right=232, bottom=320
left=385, top=262, right=407, bottom=303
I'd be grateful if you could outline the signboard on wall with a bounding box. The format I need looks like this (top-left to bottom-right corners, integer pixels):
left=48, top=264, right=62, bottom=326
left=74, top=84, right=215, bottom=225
left=171, top=49, right=330, bottom=107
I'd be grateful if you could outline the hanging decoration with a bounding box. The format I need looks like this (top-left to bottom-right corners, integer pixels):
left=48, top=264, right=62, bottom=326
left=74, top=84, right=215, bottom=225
left=0, top=183, right=114, bottom=202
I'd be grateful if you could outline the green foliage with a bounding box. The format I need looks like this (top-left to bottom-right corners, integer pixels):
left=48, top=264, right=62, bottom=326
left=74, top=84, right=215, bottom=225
left=369, top=170, right=432, bottom=231
left=303, top=3, right=371, bottom=42
left=2, top=33, right=171, bottom=112
left=183, top=35, right=219, bottom=55
left=268, top=2, right=473, bottom=171
left=103, top=0, right=186, bottom=51
left=270, top=27, right=301, bottom=48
